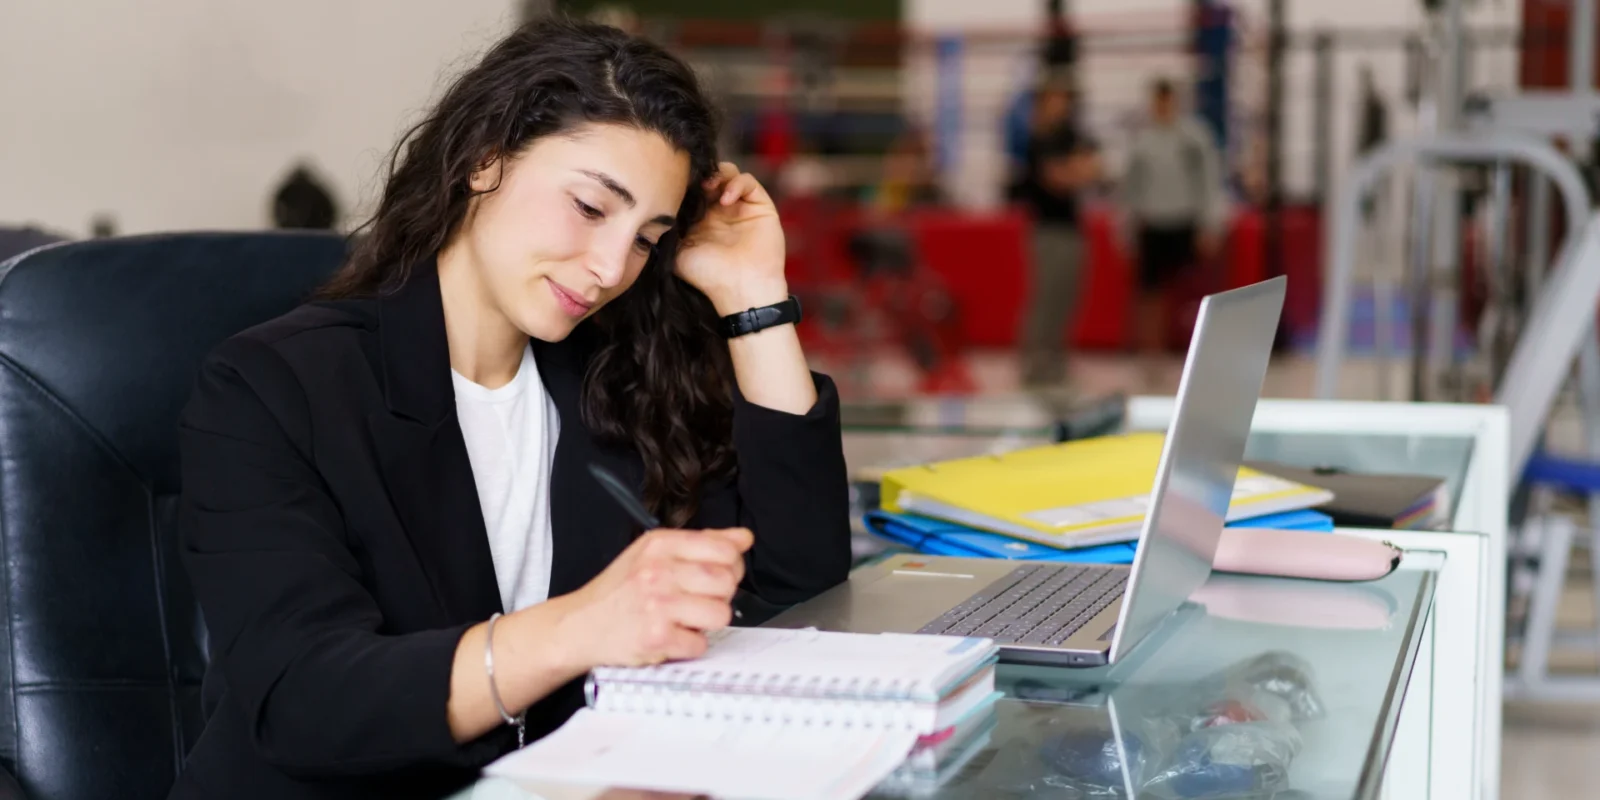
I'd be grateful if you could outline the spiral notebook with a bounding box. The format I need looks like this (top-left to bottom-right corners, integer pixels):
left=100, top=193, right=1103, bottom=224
left=485, top=627, right=1001, bottom=800
left=879, top=700, right=999, bottom=797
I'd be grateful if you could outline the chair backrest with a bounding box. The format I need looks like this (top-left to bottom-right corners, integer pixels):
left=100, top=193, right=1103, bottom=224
left=0, top=226, right=69, bottom=265
left=0, top=232, right=347, bottom=800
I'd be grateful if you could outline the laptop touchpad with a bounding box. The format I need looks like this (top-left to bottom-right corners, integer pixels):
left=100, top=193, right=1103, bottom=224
left=853, top=570, right=982, bottom=632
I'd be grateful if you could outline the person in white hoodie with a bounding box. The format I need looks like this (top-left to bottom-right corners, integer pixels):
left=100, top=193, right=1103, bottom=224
left=1120, top=78, right=1225, bottom=364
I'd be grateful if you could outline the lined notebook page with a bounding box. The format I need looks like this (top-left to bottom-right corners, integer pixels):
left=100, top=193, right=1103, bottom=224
left=485, top=708, right=917, bottom=800
left=591, top=627, right=992, bottom=702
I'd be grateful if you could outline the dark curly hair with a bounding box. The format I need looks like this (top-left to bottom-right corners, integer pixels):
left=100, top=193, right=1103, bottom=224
left=319, top=18, right=733, bottom=526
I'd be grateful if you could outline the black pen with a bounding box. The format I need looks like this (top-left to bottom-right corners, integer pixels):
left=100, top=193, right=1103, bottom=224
left=586, top=462, right=742, bottom=620
left=587, top=462, right=662, bottom=530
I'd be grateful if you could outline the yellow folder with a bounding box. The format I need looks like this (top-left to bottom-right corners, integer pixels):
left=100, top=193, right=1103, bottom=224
left=880, top=432, right=1335, bottom=549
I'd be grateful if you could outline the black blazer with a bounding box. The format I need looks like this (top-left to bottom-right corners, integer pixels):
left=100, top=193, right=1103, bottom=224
left=169, top=263, right=852, bottom=799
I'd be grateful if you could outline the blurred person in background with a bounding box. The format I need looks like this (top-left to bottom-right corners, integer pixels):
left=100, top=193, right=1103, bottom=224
left=850, top=129, right=943, bottom=282
left=171, top=19, right=849, bottom=798
left=1354, top=65, right=1394, bottom=291
left=271, top=162, right=340, bottom=230
left=89, top=214, right=117, bottom=238
left=1120, top=77, right=1225, bottom=371
left=1003, top=82, right=1036, bottom=199
left=774, top=136, right=833, bottom=200
left=1355, top=64, right=1388, bottom=161
left=1018, top=75, right=1099, bottom=389
left=1355, top=64, right=1390, bottom=223
left=864, top=128, right=943, bottom=215
left=851, top=128, right=961, bottom=382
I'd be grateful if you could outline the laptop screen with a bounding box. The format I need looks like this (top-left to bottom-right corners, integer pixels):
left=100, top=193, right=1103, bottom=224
left=1107, top=277, right=1286, bottom=663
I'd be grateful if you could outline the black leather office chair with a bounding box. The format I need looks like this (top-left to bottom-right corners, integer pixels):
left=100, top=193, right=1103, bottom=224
left=0, top=232, right=348, bottom=800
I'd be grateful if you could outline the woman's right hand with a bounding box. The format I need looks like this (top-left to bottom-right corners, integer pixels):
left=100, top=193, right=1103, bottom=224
left=559, top=527, right=753, bottom=669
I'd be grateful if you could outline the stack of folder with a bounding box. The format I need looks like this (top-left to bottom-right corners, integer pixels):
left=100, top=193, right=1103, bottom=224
left=865, top=507, right=1334, bottom=565
left=878, top=432, right=1336, bottom=552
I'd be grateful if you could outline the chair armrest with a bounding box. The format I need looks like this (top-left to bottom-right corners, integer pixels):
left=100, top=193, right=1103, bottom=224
left=0, top=766, right=26, bottom=800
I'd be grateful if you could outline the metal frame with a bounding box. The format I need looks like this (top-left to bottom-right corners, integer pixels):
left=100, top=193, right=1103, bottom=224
left=1464, top=91, right=1600, bottom=136
left=1502, top=0, right=1600, bottom=708
left=1312, top=132, right=1597, bottom=478
left=1312, top=0, right=1600, bottom=742
left=1495, top=220, right=1600, bottom=480
left=1312, top=117, right=1600, bottom=712
left=1502, top=219, right=1600, bottom=702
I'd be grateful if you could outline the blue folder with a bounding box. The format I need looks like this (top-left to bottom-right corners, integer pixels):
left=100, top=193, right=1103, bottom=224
left=864, top=508, right=1334, bottom=565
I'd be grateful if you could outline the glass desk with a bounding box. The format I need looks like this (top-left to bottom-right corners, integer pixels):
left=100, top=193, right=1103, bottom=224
left=456, top=562, right=1438, bottom=800
left=839, top=395, right=1506, bottom=800
left=1127, top=397, right=1507, bottom=800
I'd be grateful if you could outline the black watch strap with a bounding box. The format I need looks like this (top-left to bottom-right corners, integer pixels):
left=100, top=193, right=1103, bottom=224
left=722, top=295, right=802, bottom=338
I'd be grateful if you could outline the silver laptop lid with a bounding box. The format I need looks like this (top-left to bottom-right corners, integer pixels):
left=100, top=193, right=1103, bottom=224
left=1106, top=277, right=1286, bottom=663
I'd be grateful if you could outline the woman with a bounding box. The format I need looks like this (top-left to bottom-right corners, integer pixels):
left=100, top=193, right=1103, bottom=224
left=172, top=19, right=851, bottom=799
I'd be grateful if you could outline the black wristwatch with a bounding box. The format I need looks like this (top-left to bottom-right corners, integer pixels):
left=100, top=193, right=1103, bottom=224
left=722, top=295, right=802, bottom=338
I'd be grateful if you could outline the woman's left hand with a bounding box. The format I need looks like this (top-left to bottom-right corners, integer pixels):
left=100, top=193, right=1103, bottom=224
left=677, top=162, right=789, bottom=315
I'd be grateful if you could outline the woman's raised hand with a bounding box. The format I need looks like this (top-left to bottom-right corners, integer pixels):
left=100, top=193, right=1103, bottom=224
left=675, top=162, right=790, bottom=316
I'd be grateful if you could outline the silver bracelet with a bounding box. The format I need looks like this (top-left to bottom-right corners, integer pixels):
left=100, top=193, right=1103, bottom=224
left=484, top=612, right=527, bottom=748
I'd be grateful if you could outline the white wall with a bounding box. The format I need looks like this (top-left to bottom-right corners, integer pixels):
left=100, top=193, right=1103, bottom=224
left=0, top=0, right=517, bottom=236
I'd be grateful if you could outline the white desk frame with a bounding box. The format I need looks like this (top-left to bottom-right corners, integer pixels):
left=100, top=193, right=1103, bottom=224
left=1127, top=397, right=1508, bottom=800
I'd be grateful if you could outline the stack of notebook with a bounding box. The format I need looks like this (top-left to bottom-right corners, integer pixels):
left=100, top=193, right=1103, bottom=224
left=877, top=700, right=997, bottom=796
left=1244, top=460, right=1447, bottom=530
left=880, top=432, right=1336, bottom=550
left=486, top=627, right=1002, bottom=800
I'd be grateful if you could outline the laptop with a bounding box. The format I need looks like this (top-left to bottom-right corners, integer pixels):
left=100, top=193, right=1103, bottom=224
left=766, top=276, right=1286, bottom=667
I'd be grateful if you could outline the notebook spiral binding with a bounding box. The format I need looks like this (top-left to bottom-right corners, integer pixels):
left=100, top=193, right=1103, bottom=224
left=583, top=669, right=927, bottom=730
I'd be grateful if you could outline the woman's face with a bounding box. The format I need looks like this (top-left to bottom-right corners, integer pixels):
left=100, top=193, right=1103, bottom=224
left=456, top=123, right=692, bottom=342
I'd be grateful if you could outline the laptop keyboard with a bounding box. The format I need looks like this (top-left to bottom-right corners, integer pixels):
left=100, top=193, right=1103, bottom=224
left=916, top=564, right=1127, bottom=646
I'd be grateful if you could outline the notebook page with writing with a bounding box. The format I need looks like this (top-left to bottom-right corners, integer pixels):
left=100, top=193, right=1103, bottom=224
left=485, top=708, right=917, bottom=800
left=590, top=627, right=994, bottom=703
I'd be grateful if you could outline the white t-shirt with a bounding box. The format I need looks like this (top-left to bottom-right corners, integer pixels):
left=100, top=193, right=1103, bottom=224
left=451, top=344, right=559, bottom=612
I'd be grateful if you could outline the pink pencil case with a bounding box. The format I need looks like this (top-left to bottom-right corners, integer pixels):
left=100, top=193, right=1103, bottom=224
left=1214, top=528, right=1402, bottom=582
